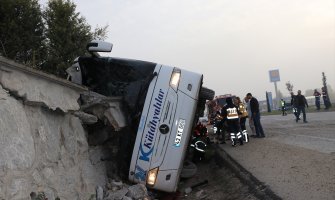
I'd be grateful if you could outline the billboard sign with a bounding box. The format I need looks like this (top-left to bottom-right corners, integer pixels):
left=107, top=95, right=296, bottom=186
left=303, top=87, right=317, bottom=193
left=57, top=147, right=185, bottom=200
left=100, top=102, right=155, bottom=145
left=269, top=69, right=280, bottom=82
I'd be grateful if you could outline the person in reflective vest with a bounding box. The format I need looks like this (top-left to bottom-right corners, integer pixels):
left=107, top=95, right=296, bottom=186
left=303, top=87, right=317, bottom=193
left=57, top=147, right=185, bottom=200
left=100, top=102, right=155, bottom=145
left=221, top=97, right=243, bottom=146
left=280, top=99, right=287, bottom=116
left=235, top=97, right=249, bottom=142
left=313, top=89, right=321, bottom=110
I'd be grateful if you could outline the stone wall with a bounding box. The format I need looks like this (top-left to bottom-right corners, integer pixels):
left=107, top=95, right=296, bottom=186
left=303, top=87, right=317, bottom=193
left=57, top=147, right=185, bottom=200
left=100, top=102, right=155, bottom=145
left=0, top=85, right=107, bottom=200
left=0, top=57, right=108, bottom=200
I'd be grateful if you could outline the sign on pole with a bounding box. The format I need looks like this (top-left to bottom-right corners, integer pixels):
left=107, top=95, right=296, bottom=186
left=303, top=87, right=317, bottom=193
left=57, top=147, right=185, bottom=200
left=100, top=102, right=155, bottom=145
left=269, top=69, right=280, bottom=82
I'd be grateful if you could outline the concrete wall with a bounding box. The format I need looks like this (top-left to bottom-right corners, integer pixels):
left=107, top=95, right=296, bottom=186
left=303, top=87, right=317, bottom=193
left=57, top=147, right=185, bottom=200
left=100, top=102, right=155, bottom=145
left=0, top=56, right=87, bottom=112
left=0, top=57, right=107, bottom=200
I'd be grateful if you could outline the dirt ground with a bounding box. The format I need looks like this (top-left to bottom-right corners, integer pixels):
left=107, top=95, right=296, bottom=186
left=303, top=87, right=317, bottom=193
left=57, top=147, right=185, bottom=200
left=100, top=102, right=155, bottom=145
left=177, top=148, right=260, bottom=200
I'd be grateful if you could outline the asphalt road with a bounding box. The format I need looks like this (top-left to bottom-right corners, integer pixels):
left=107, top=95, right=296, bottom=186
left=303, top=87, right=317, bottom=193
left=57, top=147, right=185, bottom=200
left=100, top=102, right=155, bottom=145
left=220, top=111, right=335, bottom=200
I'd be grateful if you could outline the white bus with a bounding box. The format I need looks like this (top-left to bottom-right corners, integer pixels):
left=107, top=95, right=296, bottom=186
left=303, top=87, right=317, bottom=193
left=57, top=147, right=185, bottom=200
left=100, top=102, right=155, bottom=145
left=67, top=41, right=214, bottom=192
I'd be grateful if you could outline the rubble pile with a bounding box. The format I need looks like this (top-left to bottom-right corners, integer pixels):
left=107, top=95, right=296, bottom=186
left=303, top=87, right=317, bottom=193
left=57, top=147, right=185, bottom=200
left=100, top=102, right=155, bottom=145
left=95, top=180, right=150, bottom=200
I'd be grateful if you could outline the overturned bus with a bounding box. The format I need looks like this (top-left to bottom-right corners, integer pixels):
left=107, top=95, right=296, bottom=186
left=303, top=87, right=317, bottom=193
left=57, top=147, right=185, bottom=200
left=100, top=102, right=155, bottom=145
left=67, top=40, right=214, bottom=192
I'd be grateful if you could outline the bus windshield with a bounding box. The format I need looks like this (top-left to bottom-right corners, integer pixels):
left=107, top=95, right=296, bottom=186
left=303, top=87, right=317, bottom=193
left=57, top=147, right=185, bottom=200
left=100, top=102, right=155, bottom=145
left=78, top=56, right=157, bottom=125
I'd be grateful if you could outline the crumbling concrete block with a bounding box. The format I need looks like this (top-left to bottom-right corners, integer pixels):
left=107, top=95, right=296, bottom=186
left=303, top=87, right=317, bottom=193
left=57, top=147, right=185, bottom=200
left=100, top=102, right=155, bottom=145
left=74, top=111, right=98, bottom=124
left=126, top=184, right=148, bottom=200
left=80, top=91, right=127, bottom=130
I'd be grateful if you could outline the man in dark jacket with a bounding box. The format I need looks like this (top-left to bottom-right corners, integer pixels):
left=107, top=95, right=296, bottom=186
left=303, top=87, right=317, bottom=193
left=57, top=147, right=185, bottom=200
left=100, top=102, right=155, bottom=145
left=295, top=90, right=308, bottom=123
left=221, top=97, right=243, bottom=146
left=291, top=92, right=300, bottom=119
left=246, top=93, right=265, bottom=138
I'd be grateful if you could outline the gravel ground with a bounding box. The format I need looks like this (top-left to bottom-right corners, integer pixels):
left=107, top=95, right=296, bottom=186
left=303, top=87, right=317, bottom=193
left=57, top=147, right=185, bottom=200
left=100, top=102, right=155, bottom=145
left=175, top=145, right=264, bottom=200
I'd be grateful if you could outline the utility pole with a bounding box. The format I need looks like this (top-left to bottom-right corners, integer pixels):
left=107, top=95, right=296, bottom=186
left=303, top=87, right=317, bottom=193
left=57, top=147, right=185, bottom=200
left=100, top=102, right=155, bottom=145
left=322, top=72, right=332, bottom=108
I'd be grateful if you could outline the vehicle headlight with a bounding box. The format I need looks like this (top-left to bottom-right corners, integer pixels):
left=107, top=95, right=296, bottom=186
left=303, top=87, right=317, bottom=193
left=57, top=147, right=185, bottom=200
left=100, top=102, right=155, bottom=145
left=147, top=167, right=159, bottom=186
left=170, top=68, right=181, bottom=91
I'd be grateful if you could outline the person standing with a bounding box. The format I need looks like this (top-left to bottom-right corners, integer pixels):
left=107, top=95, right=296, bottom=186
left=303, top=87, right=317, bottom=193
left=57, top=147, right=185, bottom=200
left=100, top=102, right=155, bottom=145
left=214, top=111, right=225, bottom=144
left=280, top=99, right=287, bottom=116
left=295, top=90, right=308, bottom=123
left=245, top=96, right=256, bottom=137
left=291, top=92, right=299, bottom=120
left=235, top=97, right=249, bottom=142
left=313, top=89, right=321, bottom=110
left=221, top=97, right=243, bottom=146
left=246, top=93, right=265, bottom=138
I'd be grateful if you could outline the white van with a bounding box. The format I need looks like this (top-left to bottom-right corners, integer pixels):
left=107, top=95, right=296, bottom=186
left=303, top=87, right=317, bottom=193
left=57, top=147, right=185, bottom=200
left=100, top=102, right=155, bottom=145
left=67, top=41, right=214, bottom=192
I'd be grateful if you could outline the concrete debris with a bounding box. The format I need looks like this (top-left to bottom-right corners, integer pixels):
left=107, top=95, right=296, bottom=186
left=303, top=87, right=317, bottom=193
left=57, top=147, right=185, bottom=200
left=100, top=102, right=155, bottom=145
left=184, top=187, right=192, bottom=194
left=97, top=181, right=150, bottom=200
left=111, top=180, right=123, bottom=187
left=74, top=111, right=98, bottom=124
left=110, top=180, right=123, bottom=191
left=80, top=91, right=127, bottom=130
left=126, top=184, right=149, bottom=200
left=195, top=190, right=208, bottom=199
left=121, top=196, right=132, bottom=200
left=105, top=188, right=129, bottom=200
left=96, top=186, right=104, bottom=200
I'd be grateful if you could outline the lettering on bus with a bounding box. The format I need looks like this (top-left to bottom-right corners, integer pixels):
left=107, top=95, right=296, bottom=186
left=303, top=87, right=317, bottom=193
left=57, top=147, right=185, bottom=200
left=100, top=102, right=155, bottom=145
left=139, top=89, right=165, bottom=162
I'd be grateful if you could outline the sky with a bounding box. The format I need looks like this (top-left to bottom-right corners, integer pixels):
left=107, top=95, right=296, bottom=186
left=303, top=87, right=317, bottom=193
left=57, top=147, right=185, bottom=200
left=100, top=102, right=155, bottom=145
left=40, top=0, right=335, bottom=100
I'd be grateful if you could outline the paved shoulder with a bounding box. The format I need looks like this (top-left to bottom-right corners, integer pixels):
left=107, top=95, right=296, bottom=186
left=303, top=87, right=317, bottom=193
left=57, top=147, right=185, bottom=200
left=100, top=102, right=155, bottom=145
left=219, top=112, right=335, bottom=200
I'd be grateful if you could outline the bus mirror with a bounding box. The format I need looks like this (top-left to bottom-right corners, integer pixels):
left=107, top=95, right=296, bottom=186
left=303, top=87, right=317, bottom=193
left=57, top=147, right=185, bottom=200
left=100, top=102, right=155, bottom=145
left=87, top=40, right=113, bottom=52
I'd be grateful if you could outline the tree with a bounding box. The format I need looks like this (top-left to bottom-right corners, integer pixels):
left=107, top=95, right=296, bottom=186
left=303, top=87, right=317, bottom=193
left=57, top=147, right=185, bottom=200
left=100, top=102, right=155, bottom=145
left=42, top=0, right=93, bottom=77
left=285, top=81, right=294, bottom=93
left=92, top=25, right=109, bottom=41
left=0, top=0, right=45, bottom=67
left=322, top=72, right=332, bottom=107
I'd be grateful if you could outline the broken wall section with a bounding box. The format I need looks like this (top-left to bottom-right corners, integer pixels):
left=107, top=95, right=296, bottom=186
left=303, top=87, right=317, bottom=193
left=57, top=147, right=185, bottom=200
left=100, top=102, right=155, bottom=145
left=0, top=57, right=108, bottom=200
